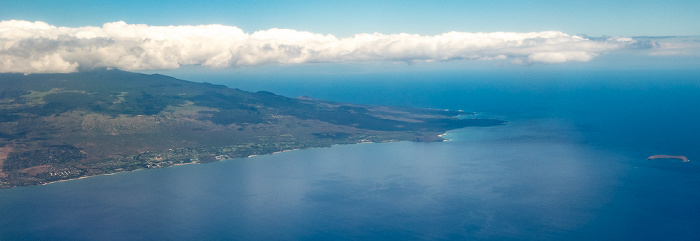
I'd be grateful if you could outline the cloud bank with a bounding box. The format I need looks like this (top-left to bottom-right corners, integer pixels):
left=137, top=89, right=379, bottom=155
left=1, top=20, right=639, bottom=73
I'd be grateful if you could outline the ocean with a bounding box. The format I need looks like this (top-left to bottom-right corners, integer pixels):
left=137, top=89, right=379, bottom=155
left=1, top=68, right=699, bottom=240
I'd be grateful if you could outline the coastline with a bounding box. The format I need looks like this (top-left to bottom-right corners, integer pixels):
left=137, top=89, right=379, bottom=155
left=1, top=117, right=499, bottom=189
left=0, top=121, right=486, bottom=189
left=12, top=135, right=445, bottom=189
left=38, top=159, right=225, bottom=187
left=0, top=69, right=506, bottom=189
left=438, top=132, right=452, bottom=142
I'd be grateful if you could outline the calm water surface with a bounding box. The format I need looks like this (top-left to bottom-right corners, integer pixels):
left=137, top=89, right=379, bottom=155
left=1, top=69, right=699, bottom=240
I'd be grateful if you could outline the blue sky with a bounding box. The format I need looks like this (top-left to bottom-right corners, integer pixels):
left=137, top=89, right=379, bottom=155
left=3, top=0, right=699, bottom=37
left=1, top=0, right=699, bottom=74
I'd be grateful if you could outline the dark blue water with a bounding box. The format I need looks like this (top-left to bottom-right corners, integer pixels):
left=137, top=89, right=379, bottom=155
left=1, top=68, right=699, bottom=240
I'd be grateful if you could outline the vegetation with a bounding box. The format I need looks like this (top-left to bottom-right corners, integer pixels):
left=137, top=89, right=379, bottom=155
left=0, top=68, right=504, bottom=188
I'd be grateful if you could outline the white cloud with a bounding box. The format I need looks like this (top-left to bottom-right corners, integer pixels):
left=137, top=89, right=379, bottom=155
left=0, top=20, right=639, bottom=73
left=643, top=37, right=700, bottom=56
left=528, top=52, right=595, bottom=63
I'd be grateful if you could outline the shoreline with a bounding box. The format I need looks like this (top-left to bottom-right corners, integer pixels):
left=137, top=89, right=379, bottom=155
left=16, top=138, right=422, bottom=189
left=438, top=132, right=452, bottom=142
left=6, top=128, right=471, bottom=189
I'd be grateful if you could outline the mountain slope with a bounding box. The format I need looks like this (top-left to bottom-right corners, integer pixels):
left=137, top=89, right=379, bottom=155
left=0, top=68, right=503, bottom=188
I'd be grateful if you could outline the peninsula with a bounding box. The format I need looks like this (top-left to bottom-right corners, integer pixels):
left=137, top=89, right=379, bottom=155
left=647, top=155, right=690, bottom=162
left=0, top=68, right=504, bottom=188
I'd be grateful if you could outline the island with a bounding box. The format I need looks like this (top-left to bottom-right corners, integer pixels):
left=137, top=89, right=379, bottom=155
left=647, top=155, right=690, bottom=162
left=0, top=68, right=505, bottom=188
